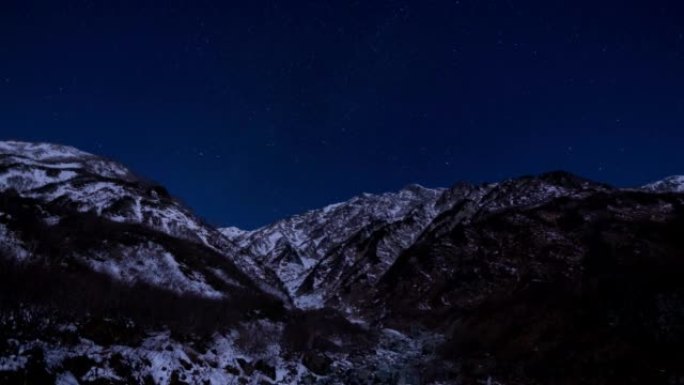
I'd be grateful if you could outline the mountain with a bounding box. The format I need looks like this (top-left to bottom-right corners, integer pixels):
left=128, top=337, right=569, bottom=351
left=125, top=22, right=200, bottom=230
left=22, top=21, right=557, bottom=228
left=0, top=142, right=309, bottom=384
left=642, top=175, right=684, bottom=193
left=0, top=141, right=273, bottom=299
left=369, top=185, right=684, bottom=384
left=1, top=141, right=684, bottom=385
left=0, top=141, right=433, bottom=385
left=223, top=171, right=611, bottom=312
left=222, top=171, right=684, bottom=384
left=221, top=183, right=447, bottom=309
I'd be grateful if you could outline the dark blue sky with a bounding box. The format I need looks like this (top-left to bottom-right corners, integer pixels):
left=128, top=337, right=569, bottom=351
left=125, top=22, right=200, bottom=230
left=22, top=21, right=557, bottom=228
left=1, top=0, right=683, bottom=229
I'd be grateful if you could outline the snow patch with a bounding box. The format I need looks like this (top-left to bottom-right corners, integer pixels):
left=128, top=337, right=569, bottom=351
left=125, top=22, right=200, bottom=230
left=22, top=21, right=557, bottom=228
left=0, top=355, right=28, bottom=371
left=86, top=244, right=224, bottom=298
left=55, top=372, right=80, bottom=385
left=294, top=293, right=324, bottom=309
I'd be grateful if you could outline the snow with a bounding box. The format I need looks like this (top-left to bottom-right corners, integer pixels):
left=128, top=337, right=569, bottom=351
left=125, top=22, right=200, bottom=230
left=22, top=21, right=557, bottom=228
left=0, top=320, right=323, bottom=385
left=382, top=328, right=408, bottom=340
left=43, top=216, right=61, bottom=226
left=133, top=197, right=143, bottom=222
left=642, top=175, right=684, bottom=193
left=0, top=141, right=132, bottom=180
left=55, top=372, right=80, bottom=385
left=0, top=168, right=78, bottom=191
left=0, top=223, right=32, bottom=261
left=32, top=181, right=128, bottom=214
left=219, top=226, right=248, bottom=239
left=86, top=244, right=224, bottom=298
left=0, top=141, right=92, bottom=160
left=274, top=263, right=306, bottom=296
left=227, top=183, right=450, bottom=309
left=0, top=354, right=28, bottom=371
left=2, top=140, right=466, bottom=383
left=300, top=256, right=317, bottom=270
left=294, top=293, right=325, bottom=309
left=265, top=232, right=284, bottom=250
left=321, top=201, right=344, bottom=214
left=82, top=366, right=121, bottom=383
left=15, top=172, right=222, bottom=253
left=0, top=155, right=83, bottom=170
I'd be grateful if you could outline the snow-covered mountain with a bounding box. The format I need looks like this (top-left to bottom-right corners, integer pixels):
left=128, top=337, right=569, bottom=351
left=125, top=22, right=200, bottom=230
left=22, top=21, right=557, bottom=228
left=222, top=171, right=611, bottom=311
left=0, top=141, right=271, bottom=299
left=641, top=175, right=684, bottom=193
left=365, top=177, right=684, bottom=385
left=222, top=184, right=446, bottom=308
left=0, top=141, right=435, bottom=384
left=2, top=141, right=684, bottom=385
left=0, top=141, right=222, bottom=246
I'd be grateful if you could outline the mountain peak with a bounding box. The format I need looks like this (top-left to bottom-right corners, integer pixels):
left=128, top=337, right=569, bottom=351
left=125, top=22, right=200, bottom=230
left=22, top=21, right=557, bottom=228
left=533, top=170, right=605, bottom=187
left=399, top=183, right=443, bottom=198
left=220, top=226, right=250, bottom=240
left=641, top=175, right=684, bottom=193
left=0, top=141, right=237, bottom=267
left=0, top=140, right=135, bottom=182
left=400, top=183, right=431, bottom=192
left=0, top=140, right=92, bottom=160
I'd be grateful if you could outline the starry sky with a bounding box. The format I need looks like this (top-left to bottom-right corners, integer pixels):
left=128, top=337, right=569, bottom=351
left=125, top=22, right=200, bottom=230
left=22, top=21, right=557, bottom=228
left=1, top=1, right=684, bottom=229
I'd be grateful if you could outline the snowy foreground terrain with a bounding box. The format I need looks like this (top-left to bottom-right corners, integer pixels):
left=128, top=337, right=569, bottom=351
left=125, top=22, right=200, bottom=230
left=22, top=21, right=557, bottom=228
left=1, top=141, right=684, bottom=384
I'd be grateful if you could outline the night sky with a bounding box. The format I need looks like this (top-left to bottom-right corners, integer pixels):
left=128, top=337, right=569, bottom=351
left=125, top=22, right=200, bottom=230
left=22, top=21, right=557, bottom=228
left=1, top=1, right=683, bottom=229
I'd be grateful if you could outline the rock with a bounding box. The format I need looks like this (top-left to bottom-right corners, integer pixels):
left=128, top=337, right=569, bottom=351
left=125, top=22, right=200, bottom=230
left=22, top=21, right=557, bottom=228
left=254, top=360, right=276, bottom=380
left=303, top=352, right=333, bottom=376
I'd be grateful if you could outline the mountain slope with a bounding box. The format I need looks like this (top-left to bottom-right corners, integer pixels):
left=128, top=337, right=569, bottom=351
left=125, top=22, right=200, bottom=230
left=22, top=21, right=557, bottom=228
left=222, top=184, right=447, bottom=308
left=225, top=171, right=612, bottom=311
left=0, top=141, right=275, bottom=300
left=368, top=188, right=684, bottom=384
left=0, top=142, right=301, bottom=385
left=0, top=141, right=411, bottom=385
left=223, top=171, right=684, bottom=384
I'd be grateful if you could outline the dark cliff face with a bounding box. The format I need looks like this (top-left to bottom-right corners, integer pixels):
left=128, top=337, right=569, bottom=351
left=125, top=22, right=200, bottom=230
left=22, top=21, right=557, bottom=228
left=370, top=190, right=684, bottom=384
